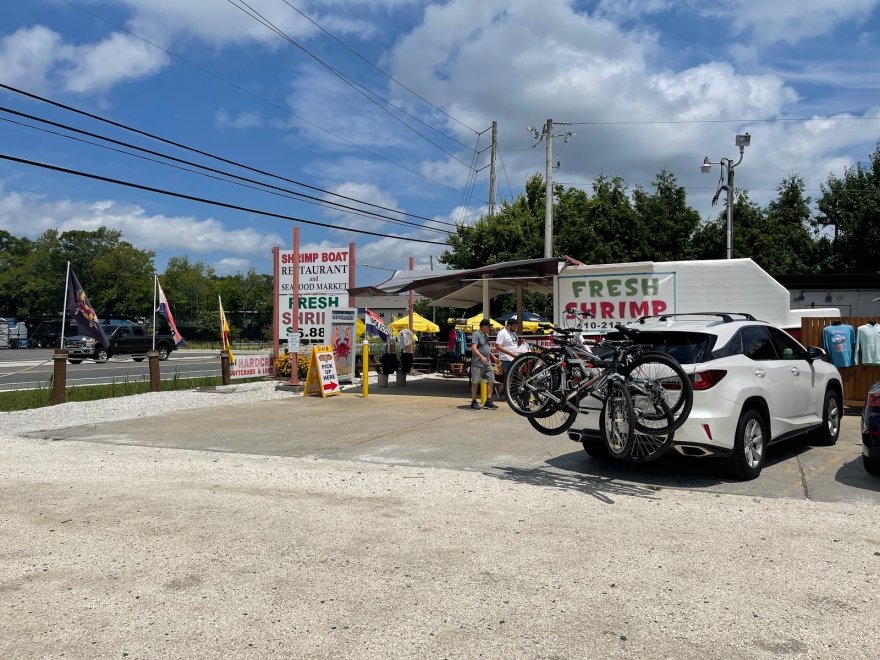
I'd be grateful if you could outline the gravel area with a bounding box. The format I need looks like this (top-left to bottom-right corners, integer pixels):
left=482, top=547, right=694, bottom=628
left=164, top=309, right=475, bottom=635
left=0, top=381, right=296, bottom=437
left=0, top=375, right=428, bottom=437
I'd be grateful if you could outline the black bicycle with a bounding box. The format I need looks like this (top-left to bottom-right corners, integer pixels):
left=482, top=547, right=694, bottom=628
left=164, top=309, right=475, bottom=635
left=504, top=315, right=693, bottom=460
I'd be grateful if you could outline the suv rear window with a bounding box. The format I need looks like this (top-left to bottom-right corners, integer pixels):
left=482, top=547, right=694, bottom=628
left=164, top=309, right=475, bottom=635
left=625, top=331, right=717, bottom=364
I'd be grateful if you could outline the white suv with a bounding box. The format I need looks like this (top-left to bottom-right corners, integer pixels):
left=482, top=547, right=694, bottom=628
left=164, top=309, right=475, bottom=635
left=568, top=313, right=843, bottom=480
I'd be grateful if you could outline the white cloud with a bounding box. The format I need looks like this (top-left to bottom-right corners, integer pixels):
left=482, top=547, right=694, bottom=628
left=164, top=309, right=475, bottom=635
left=711, top=0, right=880, bottom=45
left=117, top=0, right=317, bottom=47
left=214, top=257, right=251, bottom=275
left=0, top=26, right=63, bottom=92
left=62, top=32, right=169, bottom=94
left=216, top=109, right=263, bottom=130
left=0, top=189, right=284, bottom=258
left=372, top=0, right=880, bottom=220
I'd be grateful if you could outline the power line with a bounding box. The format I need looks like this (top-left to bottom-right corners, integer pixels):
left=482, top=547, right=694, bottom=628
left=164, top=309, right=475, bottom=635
left=279, top=0, right=478, bottom=134
left=0, top=113, right=452, bottom=235
left=0, top=84, right=457, bottom=227
left=496, top=142, right=514, bottom=202
left=0, top=152, right=450, bottom=245
left=569, top=115, right=880, bottom=126
left=56, top=0, right=466, bottom=194
left=225, top=0, right=475, bottom=165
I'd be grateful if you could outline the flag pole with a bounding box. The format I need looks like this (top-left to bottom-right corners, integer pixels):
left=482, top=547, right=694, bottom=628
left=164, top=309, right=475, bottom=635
left=60, top=261, right=71, bottom=349
left=152, top=274, right=158, bottom=352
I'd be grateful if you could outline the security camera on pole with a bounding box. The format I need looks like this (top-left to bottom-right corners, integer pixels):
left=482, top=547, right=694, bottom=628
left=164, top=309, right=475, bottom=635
left=701, top=133, right=751, bottom=259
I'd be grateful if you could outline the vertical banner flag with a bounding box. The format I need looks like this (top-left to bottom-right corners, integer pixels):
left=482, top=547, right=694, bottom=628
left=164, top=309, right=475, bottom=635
left=67, top=268, right=109, bottom=348
left=219, top=296, right=236, bottom=364
left=365, top=309, right=390, bottom=341
left=156, top=279, right=186, bottom=347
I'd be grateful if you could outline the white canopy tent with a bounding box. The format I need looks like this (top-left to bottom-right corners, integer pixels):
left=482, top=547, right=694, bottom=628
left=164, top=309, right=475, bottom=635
left=349, top=258, right=561, bottom=326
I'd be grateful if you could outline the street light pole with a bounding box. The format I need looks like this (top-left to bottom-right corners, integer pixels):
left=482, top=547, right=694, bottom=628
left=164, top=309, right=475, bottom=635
left=726, top=165, right=735, bottom=261
left=701, top=133, right=750, bottom=259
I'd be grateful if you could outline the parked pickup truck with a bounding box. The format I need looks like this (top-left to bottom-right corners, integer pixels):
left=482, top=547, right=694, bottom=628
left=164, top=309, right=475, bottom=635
left=66, top=323, right=177, bottom=363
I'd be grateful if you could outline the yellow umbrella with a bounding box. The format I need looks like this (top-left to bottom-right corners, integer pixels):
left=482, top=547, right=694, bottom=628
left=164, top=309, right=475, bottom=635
left=458, top=314, right=503, bottom=332
left=514, top=319, right=541, bottom=333
left=389, top=312, right=440, bottom=334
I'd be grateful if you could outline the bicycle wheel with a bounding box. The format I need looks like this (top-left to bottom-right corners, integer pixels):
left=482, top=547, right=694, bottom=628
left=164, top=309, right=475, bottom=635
left=627, top=428, right=675, bottom=462
left=600, top=380, right=635, bottom=458
left=504, top=353, right=558, bottom=416
left=527, top=402, right=578, bottom=436
left=624, top=352, right=693, bottom=435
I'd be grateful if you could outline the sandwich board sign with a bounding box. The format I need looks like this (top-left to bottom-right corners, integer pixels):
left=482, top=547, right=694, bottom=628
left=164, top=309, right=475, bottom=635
left=304, top=345, right=341, bottom=397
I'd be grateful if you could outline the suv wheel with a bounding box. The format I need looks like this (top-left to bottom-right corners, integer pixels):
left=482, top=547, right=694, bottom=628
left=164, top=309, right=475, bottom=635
left=95, top=348, right=109, bottom=362
left=157, top=346, right=170, bottom=360
left=864, top=455, right=880, bottom=476
left=811, top=388, right=841, bottom=446
left=728, top=408, right=766, bottom=480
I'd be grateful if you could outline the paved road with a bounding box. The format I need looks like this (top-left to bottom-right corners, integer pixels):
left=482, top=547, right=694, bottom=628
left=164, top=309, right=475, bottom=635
left=2, top=376, right=878, bottom=658
left=0, top=349, right=226, bottom=391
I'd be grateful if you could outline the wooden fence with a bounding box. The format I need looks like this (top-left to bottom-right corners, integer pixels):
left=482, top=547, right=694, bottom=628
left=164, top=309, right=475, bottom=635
left=800, top=316, right=880, bottom=407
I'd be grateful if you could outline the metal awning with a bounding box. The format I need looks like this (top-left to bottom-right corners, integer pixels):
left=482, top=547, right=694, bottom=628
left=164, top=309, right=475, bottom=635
left=349, top=258, right=561, bottom=308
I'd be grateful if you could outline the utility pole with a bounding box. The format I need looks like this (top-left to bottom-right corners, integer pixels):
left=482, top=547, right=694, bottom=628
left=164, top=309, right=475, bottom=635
left=489, top=120, right=497, bottom=218
left=529, top=119, right=573, bottom=258
left=544, top=118, right=553, bottom=258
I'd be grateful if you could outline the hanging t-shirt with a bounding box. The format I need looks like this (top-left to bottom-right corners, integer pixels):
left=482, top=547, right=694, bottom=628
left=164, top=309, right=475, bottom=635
left=855, top=322, right=880, bottom=366
left=822, top=323, right=855, bottom=368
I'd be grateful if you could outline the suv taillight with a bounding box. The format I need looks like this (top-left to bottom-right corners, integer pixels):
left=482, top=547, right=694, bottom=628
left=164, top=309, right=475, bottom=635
left=691, top=369, right=727, bottom=390
left=868, top=391, right=880, bottom=408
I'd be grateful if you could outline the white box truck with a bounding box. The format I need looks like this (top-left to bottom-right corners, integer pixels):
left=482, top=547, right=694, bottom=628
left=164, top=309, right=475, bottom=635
left=554, top=258, right=838, bottom=340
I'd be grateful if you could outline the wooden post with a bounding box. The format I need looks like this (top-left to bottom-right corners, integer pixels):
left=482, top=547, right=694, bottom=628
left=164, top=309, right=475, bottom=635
left=220, top=350, right=231, bottom=385
left=272, top=246, right=279, bottom=359
left=51, top=349, right=67, bottom=405
left=289, top=227, right=301, bottom=385
left=147, top=350, right=161, bottom=392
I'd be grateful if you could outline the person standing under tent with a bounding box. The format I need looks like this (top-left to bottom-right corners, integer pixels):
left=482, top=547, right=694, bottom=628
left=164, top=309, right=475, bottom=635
left=494, top=318, right=519, bottom=395
left=397, top=326, right=415, bottom=374
left=469, top=319, right=498, bottom=410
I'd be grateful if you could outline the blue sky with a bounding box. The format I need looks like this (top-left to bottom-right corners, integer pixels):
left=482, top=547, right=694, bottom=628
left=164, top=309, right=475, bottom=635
left=1, top=0, right=879, bottom=286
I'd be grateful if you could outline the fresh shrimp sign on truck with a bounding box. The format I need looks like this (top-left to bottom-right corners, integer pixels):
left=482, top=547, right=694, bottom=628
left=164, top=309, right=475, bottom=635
left=277, top=248, right=352, bottom=345
left=555, top=258, right=838, bottom=336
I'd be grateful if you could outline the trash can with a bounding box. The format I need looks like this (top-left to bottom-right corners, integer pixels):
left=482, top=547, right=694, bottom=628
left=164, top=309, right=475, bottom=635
left=379, top=352, right=398, bottom=388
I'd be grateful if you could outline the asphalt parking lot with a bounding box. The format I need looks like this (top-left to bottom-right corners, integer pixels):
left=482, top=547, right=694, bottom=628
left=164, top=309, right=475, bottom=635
left=2, top=375, right=878, bottom=658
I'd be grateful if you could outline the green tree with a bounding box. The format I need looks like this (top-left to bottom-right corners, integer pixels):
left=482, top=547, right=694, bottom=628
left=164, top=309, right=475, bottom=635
left=759, top=175, right=817, bottom=274
left=556, top=175, right=644, bottom=264
left=690, top=191, right=764, bottom=262
left=816, top=142, right=880, bottom=273
left=161, top=256, right=218, bottom=335
left=0, top=231, right=35, bottom=316
left=91, top=241, right=156, bottom=320
left=440, top=174, right=546, bottom=269
left=632, top=170, right=700, bottom=262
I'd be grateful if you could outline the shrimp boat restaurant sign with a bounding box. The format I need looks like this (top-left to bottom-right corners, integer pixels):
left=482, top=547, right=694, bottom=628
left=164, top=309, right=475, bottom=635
left=304, top=345, right=341, bottom=397
left=556, top=269, right=675, bottom=329
left=277, top=249, right=352, bottom=344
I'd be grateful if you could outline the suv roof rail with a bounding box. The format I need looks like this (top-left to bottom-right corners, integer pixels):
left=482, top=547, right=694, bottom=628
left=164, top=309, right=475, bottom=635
left=635, top=312, right=758, bottom=324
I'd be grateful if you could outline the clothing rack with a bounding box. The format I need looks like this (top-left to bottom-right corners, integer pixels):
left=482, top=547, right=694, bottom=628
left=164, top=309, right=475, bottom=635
left=800, top=316, right=880, bottom=407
